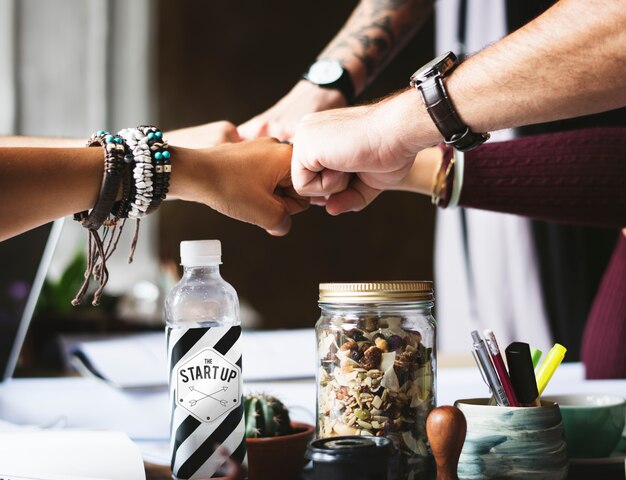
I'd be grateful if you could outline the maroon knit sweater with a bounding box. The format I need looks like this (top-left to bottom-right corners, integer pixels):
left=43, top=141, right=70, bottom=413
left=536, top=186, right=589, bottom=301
left=458, top=127, right=626, bottom=378
left=460, top=127, right=626, bottom=229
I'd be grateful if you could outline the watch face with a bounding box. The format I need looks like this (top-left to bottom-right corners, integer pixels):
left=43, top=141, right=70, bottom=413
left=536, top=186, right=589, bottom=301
left=410, top=51, right=457, bottom=84
left=306, top=59, right=344, bottom=85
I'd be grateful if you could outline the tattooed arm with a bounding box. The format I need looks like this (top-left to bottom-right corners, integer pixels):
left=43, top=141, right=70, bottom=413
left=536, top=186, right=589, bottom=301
left=318, top=0, right=432, bottom=96
left=238, top=0, right=434, bottom=140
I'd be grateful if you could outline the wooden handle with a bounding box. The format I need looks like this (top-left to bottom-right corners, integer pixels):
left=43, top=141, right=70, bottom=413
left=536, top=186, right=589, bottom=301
left=426, top=405, right=467, bottom=480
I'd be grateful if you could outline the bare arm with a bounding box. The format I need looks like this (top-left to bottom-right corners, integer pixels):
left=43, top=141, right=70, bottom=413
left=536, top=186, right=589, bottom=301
left=0, top=139, right=307, bottom=241
left=1, top=147, right=103, bottom=239
left=317, top=0, right=433, bottom=95
left=291, top=0, right=626, bottom=208
left=238, top=0, right=433, bottom=140
left=400, top=0, right=626, bottom=149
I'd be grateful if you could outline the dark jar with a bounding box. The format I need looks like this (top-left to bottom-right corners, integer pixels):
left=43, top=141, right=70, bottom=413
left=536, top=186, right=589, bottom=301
left=306, top=436, right=394, bottom=480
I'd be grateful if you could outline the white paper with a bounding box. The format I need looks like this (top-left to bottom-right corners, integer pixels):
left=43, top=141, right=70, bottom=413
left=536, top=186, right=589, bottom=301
left=70, top=329, right=317, bottom=389
left=71, top=334, right=166, bottom=389
left=0, top=377, right=169, bottom=440
left=0, top=430, right=145, bottom=480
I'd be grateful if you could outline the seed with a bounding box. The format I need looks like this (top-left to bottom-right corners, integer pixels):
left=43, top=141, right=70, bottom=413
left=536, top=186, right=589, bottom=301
left=357, top=419, right=373, bottom=430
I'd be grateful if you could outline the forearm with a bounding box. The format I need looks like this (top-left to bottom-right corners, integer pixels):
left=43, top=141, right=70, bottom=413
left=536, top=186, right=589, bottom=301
left=448, top=0, right=626, bottom=133
left=1, top=139, right=304, bottom=241
left=0, top=147, right=102, bottom=240
left=0, top=145, right=200, bottom=240
left=384, top=0, right=626, bottom=152
left=319, top=0, right=433, bottom=94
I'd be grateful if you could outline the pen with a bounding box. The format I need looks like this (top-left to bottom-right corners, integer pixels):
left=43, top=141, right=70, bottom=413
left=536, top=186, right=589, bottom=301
left=471, top=330, right=510, bottom=406
left=505, top=342, right=540, bottom=407
left=530, top=348, right=543, bottom=369
left=535, top=343, right=567, bottom=395
left=471, top=349, right=497, bottom=405
left=483, top=329, right=519, bottom=407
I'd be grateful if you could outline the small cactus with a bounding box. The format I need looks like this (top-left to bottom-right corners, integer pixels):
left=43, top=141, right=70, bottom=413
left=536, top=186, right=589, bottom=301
left=244, top=393, right=293, bottom=438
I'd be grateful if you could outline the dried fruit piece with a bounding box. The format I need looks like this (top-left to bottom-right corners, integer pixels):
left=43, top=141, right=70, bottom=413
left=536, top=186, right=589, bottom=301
left=360, top=346, right=383, bottom=370
left=388, top=334, right=403, bottom=351
left=360, top=317, right=378, bottom=332
left=354, top=408, right=371, bottom=421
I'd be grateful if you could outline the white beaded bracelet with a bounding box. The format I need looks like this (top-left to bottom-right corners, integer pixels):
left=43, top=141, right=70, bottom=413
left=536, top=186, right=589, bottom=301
left=119, top=125, right=171, bottom=218
left=447, top=149, right=464, bottom=209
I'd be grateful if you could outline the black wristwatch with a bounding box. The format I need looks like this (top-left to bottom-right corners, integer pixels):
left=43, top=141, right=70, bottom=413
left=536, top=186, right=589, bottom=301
left=303, top=59, right=355, bottom=105
left=410, top=51, right=489, bottom=151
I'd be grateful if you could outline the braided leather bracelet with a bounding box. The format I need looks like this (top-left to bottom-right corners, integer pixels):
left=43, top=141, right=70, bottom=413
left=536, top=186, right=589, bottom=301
left=74, top=131, right=126, bottom=230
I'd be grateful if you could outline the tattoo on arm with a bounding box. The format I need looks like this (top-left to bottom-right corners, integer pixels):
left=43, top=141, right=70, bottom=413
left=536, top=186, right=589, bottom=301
left=320, top=0, right=433, bottom=88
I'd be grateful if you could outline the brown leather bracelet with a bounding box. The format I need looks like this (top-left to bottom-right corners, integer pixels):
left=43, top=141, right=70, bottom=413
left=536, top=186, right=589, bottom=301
left=74, top=132, right=126, bottom=230
left=432, top=143, right=456, bottom=208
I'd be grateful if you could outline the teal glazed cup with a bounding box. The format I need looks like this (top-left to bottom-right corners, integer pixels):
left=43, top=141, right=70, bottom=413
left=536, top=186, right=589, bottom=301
left=454, top=398, right=568, bottom=479
left=543, top=394, right=626, bottom=458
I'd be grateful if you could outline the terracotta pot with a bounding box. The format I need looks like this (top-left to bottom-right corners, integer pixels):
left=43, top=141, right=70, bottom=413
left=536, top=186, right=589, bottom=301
left=246, top=421, right=315, bottom=480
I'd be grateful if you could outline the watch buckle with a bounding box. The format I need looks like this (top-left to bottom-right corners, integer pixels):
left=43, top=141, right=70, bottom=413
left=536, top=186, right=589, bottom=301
left=445, top=128, right=490, bottom=152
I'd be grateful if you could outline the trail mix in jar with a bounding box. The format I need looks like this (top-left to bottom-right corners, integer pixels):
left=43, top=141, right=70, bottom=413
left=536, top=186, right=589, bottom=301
left=317, top=315, right=435, bottom=479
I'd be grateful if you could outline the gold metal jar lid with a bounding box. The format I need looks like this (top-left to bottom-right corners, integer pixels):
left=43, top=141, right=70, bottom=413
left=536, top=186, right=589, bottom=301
left=319, top=281, right=433, bottom=303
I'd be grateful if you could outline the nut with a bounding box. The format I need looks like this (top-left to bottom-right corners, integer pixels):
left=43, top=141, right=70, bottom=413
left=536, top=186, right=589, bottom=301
left=374, top=337, right=389, bottom=352
left=340, top=339, right=357, bottom=351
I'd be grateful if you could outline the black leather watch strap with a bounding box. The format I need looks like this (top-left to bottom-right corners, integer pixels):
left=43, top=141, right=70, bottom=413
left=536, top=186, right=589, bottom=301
left=418, top=75, right=489, bottom=151
left=332, top=68, right=355, bottom=105
left=303, top=62, right=355, bottom=105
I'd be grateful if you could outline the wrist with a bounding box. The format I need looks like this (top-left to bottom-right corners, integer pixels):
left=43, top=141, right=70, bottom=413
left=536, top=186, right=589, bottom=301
left=167, top=146, right=214, bottom=202
left=395, top=147, right=442, bottom=195
left=378, top=88, right=443, bottom=158
left=293, top=79, right=348, bottom=110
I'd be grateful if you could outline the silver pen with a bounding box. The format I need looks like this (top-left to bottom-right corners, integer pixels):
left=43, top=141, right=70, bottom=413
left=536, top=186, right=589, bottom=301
left=471, top=330, right=510, bottom=406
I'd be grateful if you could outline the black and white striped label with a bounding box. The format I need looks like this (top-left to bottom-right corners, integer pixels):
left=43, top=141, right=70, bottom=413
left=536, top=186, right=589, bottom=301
left=167, top=325, right=246, bottom=479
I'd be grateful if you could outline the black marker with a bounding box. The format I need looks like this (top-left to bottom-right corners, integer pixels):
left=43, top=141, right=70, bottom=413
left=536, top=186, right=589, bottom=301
left=505, top=342, right=540, bottom=407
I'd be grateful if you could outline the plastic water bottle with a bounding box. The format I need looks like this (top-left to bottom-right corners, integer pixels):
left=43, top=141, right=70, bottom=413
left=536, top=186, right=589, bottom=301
left=166, top=240, right=246, bottom=479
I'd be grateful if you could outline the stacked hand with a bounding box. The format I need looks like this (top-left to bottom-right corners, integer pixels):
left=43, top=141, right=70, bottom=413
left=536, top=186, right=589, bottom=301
left=289, top=92, right=439, bottom=214
left=170, top=135, right=308, bottom=237
left=235, top=88, right=441, bottom=219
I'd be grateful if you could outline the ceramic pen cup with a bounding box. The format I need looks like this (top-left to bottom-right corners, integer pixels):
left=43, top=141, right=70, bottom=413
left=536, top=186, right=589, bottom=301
left=454, top=398, right=568, bottom=479
left=543, top=394, right=626, bottom=458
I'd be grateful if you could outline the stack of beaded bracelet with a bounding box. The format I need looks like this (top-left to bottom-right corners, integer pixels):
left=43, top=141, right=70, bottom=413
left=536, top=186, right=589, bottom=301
left=72, top=126, right=171, bottom=307
left=118, top=125, right=170, bottom=219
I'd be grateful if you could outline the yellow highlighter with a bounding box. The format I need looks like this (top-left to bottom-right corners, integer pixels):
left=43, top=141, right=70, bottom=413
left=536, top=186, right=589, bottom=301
left=536, top=343, right=567, bottom=395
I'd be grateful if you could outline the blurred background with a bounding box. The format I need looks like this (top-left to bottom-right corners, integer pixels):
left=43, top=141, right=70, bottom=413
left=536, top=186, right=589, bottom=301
left=0, top=0, right=437, bottom=373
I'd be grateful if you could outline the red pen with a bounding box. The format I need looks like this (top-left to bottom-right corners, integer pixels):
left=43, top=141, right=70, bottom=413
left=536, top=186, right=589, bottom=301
left=483, top=329, right=519, bottom=407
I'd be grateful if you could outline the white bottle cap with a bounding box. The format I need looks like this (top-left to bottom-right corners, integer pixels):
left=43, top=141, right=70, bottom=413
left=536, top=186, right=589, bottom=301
left=180, top=240, right=222, bottom=266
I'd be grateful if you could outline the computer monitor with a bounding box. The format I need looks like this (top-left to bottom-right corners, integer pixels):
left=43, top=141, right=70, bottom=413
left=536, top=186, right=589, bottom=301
left=0, top=219, right=64, bottom=381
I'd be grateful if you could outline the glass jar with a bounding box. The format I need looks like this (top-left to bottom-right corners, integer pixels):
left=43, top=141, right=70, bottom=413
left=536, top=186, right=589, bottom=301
left=315, top=281, right=436, bottom=480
